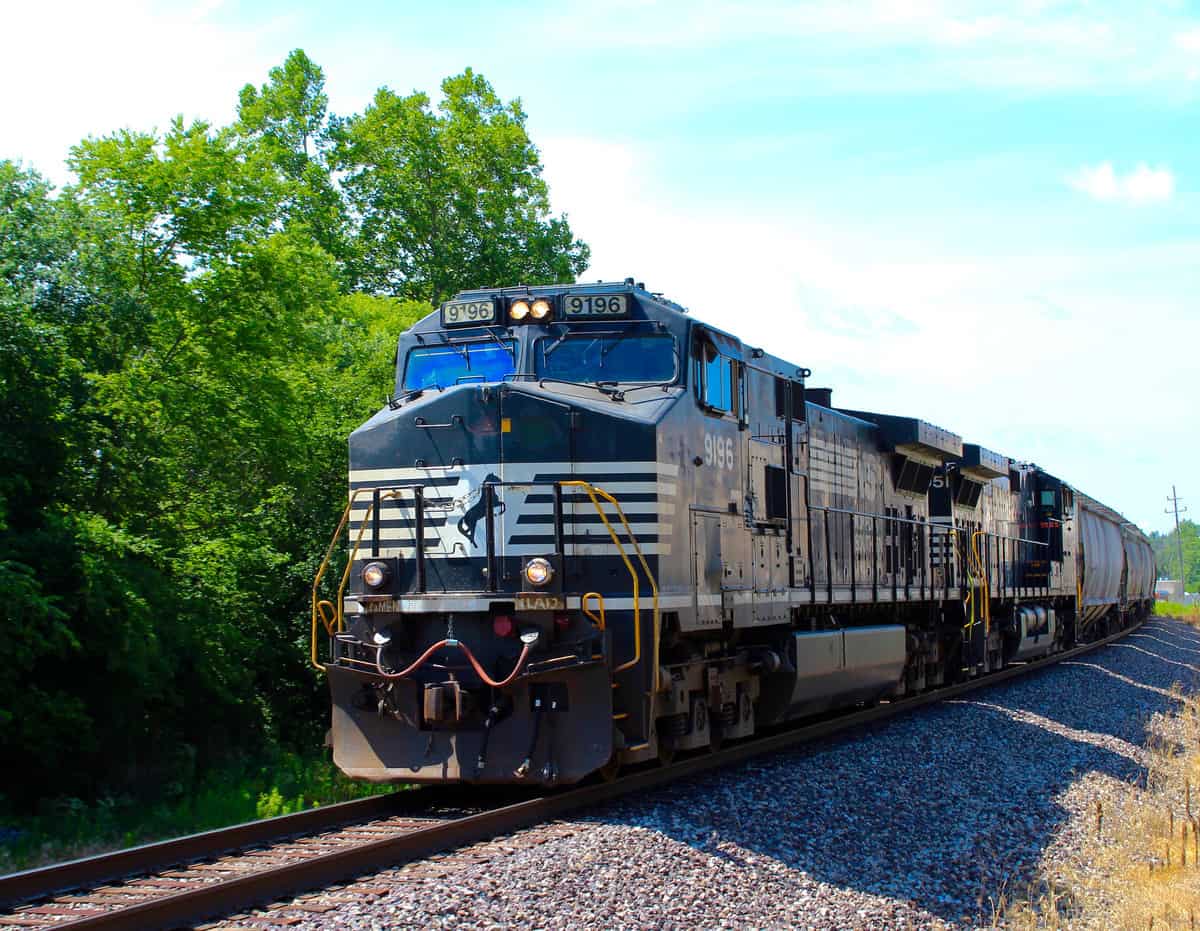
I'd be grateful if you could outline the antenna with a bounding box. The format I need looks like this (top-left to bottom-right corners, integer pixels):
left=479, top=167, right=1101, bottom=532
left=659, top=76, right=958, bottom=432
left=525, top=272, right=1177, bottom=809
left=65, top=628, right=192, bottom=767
left=1166, top=485, right=1188, bottom=585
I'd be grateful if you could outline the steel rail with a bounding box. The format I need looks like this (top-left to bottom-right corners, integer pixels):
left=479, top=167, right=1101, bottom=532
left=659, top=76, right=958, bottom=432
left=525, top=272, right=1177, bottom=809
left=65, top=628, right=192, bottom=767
left=0, top=783, right=514, bottom=909
left=1, top=620, right=1144, bottom=931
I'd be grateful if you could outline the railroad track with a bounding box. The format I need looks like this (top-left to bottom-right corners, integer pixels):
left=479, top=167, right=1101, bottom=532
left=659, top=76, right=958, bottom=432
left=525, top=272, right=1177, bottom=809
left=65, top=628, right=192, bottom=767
left=0, top=621, right=1143, bottom=931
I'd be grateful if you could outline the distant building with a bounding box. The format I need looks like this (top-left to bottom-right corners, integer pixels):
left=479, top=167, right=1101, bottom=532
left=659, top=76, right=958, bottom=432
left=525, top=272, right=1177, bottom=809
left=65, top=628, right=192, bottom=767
left=1156, top=579, right=1185, bottom=602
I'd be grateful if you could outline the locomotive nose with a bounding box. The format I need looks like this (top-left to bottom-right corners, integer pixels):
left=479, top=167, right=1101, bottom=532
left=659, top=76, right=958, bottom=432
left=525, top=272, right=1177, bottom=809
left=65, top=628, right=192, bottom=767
left=333, top=379, right=660, bottom=785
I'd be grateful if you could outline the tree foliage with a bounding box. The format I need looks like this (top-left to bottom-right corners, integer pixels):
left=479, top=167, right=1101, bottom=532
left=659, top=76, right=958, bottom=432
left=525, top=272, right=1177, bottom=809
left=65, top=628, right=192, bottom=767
left=1151, top=519, right=1200, bottom=591
left=336, top=68, right=589, bottom=302
left=0, top=50, right=586, bottom=805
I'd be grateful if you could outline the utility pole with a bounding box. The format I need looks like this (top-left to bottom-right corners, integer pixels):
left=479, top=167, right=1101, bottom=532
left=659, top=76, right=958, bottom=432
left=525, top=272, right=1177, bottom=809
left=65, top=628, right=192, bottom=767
left=1166, top=486, right=1188, bottom=588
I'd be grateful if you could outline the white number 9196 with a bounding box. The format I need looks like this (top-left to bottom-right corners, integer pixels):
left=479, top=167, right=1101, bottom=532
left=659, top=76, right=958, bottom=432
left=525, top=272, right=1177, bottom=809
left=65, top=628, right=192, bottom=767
left=704, top=433, right=735, bottom=470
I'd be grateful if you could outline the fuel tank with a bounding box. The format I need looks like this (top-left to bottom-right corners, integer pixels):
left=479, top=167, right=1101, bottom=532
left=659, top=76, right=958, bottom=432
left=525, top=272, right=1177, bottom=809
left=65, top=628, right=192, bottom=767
left=755, top=625, right=906, bottom=721
left=1008, top=606, right=1056, bottom=661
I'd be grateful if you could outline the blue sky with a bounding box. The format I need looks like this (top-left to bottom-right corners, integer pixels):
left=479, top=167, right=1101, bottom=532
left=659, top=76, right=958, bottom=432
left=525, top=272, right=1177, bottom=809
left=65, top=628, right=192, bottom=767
left=3, top=0, right=1197, bottom=534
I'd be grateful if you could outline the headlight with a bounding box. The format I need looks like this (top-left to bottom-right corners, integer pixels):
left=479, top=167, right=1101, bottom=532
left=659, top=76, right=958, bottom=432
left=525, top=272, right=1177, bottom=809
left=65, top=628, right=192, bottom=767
left=523, top=557, right=553, bottom=586
left=510, top=300, right=530, bottom=321
left=361, top=561, right=390, bottom=589
left=530, top=299, right=552, bottom=320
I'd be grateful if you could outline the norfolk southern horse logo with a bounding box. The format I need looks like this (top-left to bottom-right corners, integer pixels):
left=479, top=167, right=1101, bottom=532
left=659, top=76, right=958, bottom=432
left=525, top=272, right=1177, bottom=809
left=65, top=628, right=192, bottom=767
left=456, top=474, right=505, bottom=547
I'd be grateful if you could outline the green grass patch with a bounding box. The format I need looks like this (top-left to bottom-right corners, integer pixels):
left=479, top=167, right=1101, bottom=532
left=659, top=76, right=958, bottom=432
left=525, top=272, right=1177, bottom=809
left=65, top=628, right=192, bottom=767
left=0, top=752, right=397, bottom=874
left=1153, top=600, right=1200, bottom=622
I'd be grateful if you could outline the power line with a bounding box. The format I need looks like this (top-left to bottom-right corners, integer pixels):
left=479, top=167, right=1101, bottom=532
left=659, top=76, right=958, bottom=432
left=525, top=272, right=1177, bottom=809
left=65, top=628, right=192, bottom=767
left=1166, top=485, right=1188, bottom=585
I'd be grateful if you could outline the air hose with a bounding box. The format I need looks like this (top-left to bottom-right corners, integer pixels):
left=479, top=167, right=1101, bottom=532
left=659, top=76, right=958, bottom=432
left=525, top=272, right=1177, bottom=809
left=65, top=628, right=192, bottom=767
left=370, top=638, right=532, bottom=688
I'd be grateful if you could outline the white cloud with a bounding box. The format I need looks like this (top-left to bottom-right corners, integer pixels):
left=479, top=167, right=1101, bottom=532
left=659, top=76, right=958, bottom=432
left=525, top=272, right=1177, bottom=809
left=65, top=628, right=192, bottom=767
left=1174, top=28, right=1200, bottom=51
left=540, top=134, right=1200, bottom=533
left=1067, top=162, right=1175, bottom=205
left=0, top=0, right=293, bottom=183
left=539, top=0, right=1117, bottom=51
left=533, top=0, right=1200, bottom=92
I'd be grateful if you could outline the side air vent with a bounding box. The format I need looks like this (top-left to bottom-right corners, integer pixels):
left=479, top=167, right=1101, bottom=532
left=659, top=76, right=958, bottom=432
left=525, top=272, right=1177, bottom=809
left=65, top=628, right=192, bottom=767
left=842, top=409, right=961, bottom=498
left=954, top=476, right=984, bottom=507
left=893, top=456, right=935, bottom=495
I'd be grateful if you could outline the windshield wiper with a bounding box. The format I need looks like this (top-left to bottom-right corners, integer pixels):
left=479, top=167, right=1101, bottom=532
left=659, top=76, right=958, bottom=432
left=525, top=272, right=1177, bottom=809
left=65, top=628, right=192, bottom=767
left=542, top=325, right=571, bottom=358
left=599, top=328, right=636, bottom=362
left=481, top=325, right=515, bottom=359
left=616, top=380, right=677, bottom=396
left=538, top=377, right=624, bottom=399
left=604, top=343, right=679, bottom=395
left=419, top=331, right=469, bottom=361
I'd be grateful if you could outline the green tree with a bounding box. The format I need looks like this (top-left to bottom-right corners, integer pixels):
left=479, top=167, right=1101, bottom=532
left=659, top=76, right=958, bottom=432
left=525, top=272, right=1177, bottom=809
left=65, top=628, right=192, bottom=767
left=0, top=50, right=586, bottom=809
left=1151, top=519, right=1200, bottom=591
left=0, top=166, right=146, bottom=790
left=0, top=290, right=81, bottom=748
left=337, top=68, right=589, bottom=302
left=236, top=49, right=346, bottom=262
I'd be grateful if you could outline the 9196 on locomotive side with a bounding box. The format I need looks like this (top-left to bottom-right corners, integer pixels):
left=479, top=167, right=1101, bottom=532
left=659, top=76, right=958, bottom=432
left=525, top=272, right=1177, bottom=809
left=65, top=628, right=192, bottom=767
left=311, top=279, right=1154, bottom=785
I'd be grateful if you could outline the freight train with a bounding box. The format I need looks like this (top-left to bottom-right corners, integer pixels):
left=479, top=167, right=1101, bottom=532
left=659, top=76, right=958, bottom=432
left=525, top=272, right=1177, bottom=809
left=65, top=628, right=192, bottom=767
left=312, top=279, right=1155, bottom=785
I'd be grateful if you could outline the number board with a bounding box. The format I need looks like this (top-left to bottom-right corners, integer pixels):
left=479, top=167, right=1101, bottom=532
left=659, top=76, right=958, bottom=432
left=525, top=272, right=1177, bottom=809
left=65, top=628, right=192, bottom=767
left=516, top=592, right=566, bottom=611
left=441, top=299, right=496, bottom=327
left=562, top=293, right=629, bottom=318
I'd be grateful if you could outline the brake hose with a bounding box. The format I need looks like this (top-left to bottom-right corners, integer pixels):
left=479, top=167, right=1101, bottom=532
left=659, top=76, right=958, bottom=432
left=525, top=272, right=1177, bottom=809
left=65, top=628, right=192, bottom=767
left=370, top=638, right=532, bottom=688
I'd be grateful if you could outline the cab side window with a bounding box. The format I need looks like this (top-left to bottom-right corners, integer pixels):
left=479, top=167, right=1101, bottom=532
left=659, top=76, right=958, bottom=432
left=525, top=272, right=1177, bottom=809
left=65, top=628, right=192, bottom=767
left=693, top=332, right=740, bottom=416
left=704, top=349, right=733, bottom=411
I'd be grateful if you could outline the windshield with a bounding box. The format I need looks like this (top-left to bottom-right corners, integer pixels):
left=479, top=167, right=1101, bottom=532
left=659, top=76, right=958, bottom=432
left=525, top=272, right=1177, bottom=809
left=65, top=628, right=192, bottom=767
left=403, top=340, right=516, bottom=390
left=535, top=332, right=676, bottom=384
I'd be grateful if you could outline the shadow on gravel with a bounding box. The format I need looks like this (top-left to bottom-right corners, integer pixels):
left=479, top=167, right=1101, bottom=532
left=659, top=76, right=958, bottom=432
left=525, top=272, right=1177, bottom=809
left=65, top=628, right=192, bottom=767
left=592, top=620, right=1200, bottom=928
left=1126, top=631, right=1200, bottom=657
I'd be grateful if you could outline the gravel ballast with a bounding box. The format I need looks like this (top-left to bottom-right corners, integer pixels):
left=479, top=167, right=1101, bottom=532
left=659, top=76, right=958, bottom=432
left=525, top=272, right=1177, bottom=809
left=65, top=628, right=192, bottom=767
left=271, top=619, right=1199, bottom=930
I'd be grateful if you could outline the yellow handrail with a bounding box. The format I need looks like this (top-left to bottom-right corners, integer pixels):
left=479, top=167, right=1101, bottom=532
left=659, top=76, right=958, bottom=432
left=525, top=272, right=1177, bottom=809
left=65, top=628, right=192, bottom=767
left=582, top=591, right=606, bottom=631
left=312, top=487, right=411, bottom=669
left=335, top=489, right=408, bottom=629
left=562, top=480, right=660, bottom=691
left=953, top=528, right=975, bottom=634
left=311, top=487, right=372, bottom=670
left=316, top=600, right=337, bottom=635
left=971, top=530, right=991, bottom=636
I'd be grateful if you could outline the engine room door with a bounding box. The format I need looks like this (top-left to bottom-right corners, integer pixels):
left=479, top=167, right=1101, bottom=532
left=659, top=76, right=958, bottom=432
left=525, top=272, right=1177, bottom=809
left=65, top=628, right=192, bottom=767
left=497, top=388, right=575, bottom=581
left=792, top=473, right=809, bottom=591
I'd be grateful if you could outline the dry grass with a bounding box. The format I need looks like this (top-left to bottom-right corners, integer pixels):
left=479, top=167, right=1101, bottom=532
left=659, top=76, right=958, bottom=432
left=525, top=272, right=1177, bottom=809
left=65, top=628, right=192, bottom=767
left=1000, top=688, right=1200, bottom=930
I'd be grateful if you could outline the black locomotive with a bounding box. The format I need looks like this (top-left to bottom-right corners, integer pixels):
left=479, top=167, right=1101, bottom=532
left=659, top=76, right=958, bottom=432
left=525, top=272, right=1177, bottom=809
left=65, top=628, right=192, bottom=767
left=312, top=279, right=1154, bottom=785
